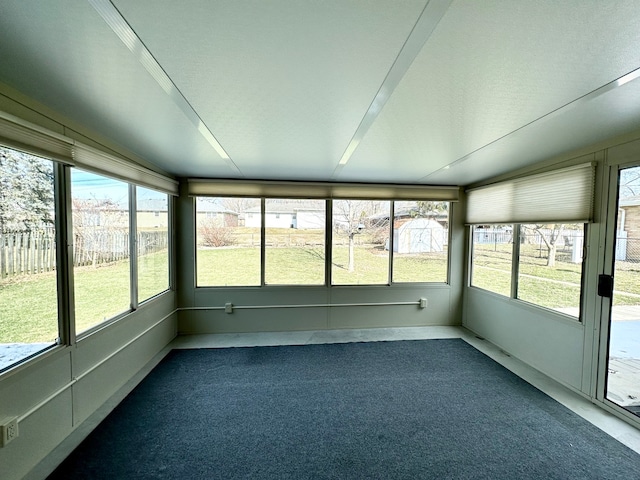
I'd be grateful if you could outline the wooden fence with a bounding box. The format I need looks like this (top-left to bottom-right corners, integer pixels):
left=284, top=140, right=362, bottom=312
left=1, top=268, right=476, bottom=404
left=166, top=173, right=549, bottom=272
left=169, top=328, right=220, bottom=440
left=1, top=230, right=168, bottom=278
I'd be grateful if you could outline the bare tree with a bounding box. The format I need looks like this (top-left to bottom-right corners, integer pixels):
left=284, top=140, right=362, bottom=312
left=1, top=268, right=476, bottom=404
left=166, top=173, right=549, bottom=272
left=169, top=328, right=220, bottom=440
left=522, top=224, right=564, bottom=267
left=222, top=197, right=260, bottom=217
left=72, top=197, right=128, bottom=267
left=333, top=200, right=388, bottom=272
left=620, top=167, right=640, bottom=198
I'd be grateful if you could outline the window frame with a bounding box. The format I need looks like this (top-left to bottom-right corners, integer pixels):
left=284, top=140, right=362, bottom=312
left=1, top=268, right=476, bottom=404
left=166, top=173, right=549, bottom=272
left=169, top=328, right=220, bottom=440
left=195, top=197, right=452, bottom=289
left=469, top=222, right=587, bottom=322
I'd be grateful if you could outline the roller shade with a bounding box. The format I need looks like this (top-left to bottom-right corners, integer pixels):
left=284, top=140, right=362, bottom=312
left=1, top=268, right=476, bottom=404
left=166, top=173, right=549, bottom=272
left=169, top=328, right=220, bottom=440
left=188, top=179, right=460, bottom=201
left=73, top=144, right=178, bottom=195
left=0, top=111, right=74, bottom=164
left=466, top=163, right=595, bottom=224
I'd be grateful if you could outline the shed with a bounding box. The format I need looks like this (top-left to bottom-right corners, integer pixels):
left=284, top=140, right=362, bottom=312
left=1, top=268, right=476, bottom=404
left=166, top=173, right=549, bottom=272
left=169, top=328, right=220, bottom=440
left=392, top=218, right=444, bottom=254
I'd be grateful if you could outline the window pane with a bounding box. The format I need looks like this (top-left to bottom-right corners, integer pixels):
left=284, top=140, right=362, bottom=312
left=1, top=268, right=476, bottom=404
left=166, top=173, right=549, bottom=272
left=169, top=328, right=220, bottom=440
left=72, top=170, right=130, bottom=334
left=196, top=197, right=260, bottom=286
left=332, top=200, right=390, bottom=285
left=517, top=224, right=584, bottom=316
left=0, top=147, right=57, bottom=370
left=137, top=187, right=169, bottom=301
left=265, top=199, right=325, bottom=285
left=392, top=201, right=449, bottom=283
left=471, top=225, right=513, bottom=296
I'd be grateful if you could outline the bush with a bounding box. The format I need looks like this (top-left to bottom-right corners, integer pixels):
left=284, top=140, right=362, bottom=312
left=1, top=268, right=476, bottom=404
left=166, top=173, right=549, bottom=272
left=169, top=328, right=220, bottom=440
left=199, top=221, right=235, bottom=247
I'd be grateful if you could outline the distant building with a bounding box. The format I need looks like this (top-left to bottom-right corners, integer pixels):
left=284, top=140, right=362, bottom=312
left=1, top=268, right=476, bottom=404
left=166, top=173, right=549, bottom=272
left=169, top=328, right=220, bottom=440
left=196, top=199, right=239, bottom=228
left=391, top=218, right=445, bottom=254
left=244, top=200, right=324, bottom=229
left=618, top=196, right=640, bottom=261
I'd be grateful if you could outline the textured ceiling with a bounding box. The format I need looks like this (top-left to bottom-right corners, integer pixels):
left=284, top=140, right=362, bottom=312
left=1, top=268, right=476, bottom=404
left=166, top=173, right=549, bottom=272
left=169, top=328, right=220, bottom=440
left=0, top=0, right=639, bottom=185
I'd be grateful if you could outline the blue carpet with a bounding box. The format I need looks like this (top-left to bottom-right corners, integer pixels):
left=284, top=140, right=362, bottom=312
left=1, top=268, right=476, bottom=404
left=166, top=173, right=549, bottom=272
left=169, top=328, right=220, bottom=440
left=47, top=339, right=640, bottom=479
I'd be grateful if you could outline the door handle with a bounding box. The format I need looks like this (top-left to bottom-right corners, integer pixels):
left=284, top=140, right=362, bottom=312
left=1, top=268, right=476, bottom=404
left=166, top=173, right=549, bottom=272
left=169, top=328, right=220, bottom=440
left=597, top=274, right=614, bottom=298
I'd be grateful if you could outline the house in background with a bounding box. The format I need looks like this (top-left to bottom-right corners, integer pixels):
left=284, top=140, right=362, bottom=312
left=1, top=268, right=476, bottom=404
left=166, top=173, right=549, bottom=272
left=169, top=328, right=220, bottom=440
left=244, top=200, right=325, bottom=229
left=136, top=199, right=169, bottom=230
left=195, top=199, right=239, bottom=228
left=617, top=196, right=640, bottom=261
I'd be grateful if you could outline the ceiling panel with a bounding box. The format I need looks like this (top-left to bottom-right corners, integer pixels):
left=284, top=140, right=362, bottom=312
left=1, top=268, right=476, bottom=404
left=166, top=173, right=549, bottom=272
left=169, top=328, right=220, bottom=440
left=0, top=0, right=232, bottom=177
left=427, top=77, right=640, bottom=185
left=340, top=0, right=640, bottom=183
left=111, top=0, right=428, bottom=179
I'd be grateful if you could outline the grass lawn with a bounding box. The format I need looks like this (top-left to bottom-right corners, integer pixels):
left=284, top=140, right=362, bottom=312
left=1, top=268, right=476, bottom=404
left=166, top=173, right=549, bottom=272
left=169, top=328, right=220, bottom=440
left=1, top=251, right=169, bottom=343
left=197, top=245, right=449, bottom=286
left=472, top=243, right=640, bottom=308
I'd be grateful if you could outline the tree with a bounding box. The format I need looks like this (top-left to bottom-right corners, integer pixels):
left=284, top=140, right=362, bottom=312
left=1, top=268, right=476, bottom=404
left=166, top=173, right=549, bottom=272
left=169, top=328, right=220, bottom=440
left=72, top=197, right=128, bottom=267
left=522, top=224, right=564, bottom=267
left=413, top=201, right=449, bottom=219
left=620, top=167, right=640, bottom=198
left=222, top=197, right=259, bottom=218
left=0, top=147, right=54, bottom=234
left=333, top=200, right=388, bottom=272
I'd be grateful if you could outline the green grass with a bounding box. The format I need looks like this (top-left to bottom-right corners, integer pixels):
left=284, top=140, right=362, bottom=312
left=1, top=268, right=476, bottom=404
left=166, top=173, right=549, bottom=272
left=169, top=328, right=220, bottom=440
left=197, top=245, right=448, bottom=286
left=472, top=244, right=640, bottom=309
left=0, top=250, right=169, bottom=343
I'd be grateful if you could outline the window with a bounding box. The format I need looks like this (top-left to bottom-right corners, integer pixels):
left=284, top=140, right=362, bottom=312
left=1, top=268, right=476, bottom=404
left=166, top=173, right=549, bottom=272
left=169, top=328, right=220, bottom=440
left=470, top=225, right=514, bottom=297
left=332, top=200, right=390, bottom=285
left=196, top=197, right=260, bottom=286
left=517, top=224, right=585, bottom=316
left=392, top=201, right=449, bottom=283
left=0, top=146, right=58, bottom=371
left=470, top=223, right=585, bottom=317
left=136, top=186, right=169, bottom=302
left=72, top=170, right=131, bottom=334
left=265, top=199, right=325, bottom=285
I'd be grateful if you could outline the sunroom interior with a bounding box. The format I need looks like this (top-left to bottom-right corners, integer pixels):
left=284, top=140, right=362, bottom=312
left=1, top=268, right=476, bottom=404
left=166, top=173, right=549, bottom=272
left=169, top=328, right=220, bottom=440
left=2, top=1, right=640, bottom=478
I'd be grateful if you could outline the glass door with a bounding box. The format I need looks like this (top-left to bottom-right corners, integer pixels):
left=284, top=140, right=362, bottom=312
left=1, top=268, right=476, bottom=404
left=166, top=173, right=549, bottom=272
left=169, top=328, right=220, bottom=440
left=603, top=165, right=640, bottom=416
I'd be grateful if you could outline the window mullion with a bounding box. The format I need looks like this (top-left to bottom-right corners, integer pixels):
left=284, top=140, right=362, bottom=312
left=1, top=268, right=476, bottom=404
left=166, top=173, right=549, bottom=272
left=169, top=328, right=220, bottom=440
left=129, top=184, right=138, bottom=310
left=260, top=198, right=266, bottom=286
left=388, top=201, right=395, bottom=285
left=511, top=224, right=521, bottom=299
left=325, top=199, right=333, bottom=287
left=54, top=163, right=76, bottom=345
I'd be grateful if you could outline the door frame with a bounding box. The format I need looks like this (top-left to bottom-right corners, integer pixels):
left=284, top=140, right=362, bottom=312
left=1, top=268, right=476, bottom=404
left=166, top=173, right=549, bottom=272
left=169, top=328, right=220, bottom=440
left=594, top=159, right=640, bottom=426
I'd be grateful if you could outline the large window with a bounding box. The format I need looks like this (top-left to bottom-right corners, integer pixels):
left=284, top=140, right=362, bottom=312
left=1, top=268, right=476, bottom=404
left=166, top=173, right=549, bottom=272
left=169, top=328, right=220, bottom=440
left=470, top=225, right=514, bottom=297
left=0, top=147, right=58, bottom=371
left=517, top=224, right=585, bottom=316
left=136, top=186, right=170, bottom=302
left=265, top=199, right=325, bottom=285
left=470, top=223, right=585, bottom=317
left=332, top=200, right=390, bottom=285
left=392, top=201, right=449, bottom=283
left=196, top=197, right=261, bottom=286
left=72, top=170, right=131, bottom=334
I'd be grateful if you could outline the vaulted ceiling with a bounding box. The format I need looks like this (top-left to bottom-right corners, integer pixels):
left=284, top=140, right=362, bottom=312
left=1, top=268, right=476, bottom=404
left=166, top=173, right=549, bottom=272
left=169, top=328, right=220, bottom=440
left=1, top=0, right=640, bottom=185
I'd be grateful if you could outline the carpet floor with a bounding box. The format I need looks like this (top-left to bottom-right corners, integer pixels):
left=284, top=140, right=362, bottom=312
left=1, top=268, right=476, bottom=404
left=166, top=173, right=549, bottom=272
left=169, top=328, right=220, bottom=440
left=47, top=339, right=640, bottom=479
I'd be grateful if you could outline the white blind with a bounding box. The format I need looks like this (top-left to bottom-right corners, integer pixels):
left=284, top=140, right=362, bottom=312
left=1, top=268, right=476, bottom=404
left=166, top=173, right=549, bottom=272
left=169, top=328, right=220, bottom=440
left=466, top=163, right=595, bottom=224
left=73, top=144, right=179, bottom=195
left=0, top=111, right=74, bottom=164
left=188, top=179, right=460, bottom=201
